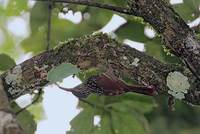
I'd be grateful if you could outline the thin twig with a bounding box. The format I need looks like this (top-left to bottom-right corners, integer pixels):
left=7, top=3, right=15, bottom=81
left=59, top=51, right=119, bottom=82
left=55, top=83, right=74, bottom=92
left=191, top=24, right=200, bottom=32
left=108, top=112, right=116, bottom=134
left=46, top=1, right=53, bottom=50
left=16, top=89, right=43, bottom=115
left=33, top=0, right=133, bottom=15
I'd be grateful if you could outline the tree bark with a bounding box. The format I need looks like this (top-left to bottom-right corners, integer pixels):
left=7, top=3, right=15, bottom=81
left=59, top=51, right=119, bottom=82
left=127, top=0, right=200, bottom=80
left=0, top=33, right=199, bottom=105
left=1, top=0, right=200, bottom=133
left=0, top=79, right=24, bottom=134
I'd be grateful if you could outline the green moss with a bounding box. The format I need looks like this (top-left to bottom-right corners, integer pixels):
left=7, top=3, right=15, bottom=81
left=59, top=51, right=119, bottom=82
left=77, top=67, right=103, bottom=81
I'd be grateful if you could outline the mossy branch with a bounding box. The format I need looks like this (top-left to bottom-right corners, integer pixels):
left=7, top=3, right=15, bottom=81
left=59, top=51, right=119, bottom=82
left=0, top=33, right=199, bottom=105
left=36, top=0, right=200, bottom=80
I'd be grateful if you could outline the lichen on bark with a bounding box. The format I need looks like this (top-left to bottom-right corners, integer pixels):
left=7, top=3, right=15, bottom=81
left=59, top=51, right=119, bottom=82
left=0, top=33, right=199, bottom=105
left=127, top=0, right=200, bottom=80
left=167, top=71, right=190, bottom=99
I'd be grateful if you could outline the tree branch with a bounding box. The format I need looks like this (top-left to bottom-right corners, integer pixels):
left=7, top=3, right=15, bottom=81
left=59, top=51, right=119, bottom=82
left=37, top=0, right=200, bottom=80
left=127, top=0, right=200, bottom=80
left=35, top=0, right=133, bottom=15
left=0, top=79, right=24, bottom=134
left=0, top=33, right=199, bottom=105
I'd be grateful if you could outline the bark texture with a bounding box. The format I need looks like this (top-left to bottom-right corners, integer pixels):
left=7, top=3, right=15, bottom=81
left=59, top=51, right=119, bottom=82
left=0, top=33, right=200, bottom=105
left=0, top=79, right=24, bottom=134
left=127, top=0, right=200, bottom=80
left=0, top=0, right=200, bottom=133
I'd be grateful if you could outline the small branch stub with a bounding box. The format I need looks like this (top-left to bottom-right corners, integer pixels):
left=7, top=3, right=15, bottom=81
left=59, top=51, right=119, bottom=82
left=0, top=110, right=23, bottom=134
left=0, top=77, right=24, bottom=134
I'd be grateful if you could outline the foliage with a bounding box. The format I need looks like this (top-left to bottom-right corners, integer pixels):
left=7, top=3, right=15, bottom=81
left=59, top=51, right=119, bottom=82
left=47, top=63, right=80, bottom=83
left=11, top=102, right=37, bottom=134
left=0, top=53, right=16, bottom=71
left=67, top=94, right=156, bottom=134
left=173, top=0, right=200, bottom=21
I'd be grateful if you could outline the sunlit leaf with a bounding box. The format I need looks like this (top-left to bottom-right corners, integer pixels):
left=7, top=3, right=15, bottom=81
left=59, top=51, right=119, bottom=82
left=27, top=91, right=46, bottom=122
left=47, top=63, right=80, bottom=83
left=27, top=102, right=45, bottom=122
left=0, top=29, right=19, bottom=58
left=6, top=0, right=28, bottom=16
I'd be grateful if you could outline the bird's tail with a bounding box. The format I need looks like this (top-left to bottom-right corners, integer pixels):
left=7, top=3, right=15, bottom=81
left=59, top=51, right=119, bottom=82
left=125, top=85, right=157, bottom=96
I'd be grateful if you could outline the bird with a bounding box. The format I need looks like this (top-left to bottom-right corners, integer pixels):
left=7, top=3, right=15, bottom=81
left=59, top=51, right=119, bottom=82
left=56, top=67, right=157, bottom=98
left=55, top=83, right=91, bottom=98
left=85, top=73, right=157, bottom=96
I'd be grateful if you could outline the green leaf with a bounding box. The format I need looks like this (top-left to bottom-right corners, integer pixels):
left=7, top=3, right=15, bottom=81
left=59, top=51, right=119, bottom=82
left=106, top=93, right=157, bottom=113
left=22, top=4, right=113, bottom=53
left=69, top=94, right=155, bottom=134
left=69, top=105, right=148, bottom=134
left=21, top=27, right=46, bottom=53
left=11, top=102, right=37, bottom=134
left=0, top=29, right=19, bottom=58
left=111, top=111, right=146, bottom=134
left=27, top=91, right=46, bottom=122
left=67, top=108, right=95, bottom=134
left=145, top=38, right=164, bottom=61
left=0, top=53, right=16, bottom=71
left=78, top=68, right=103, bottom=81
left=173, top=0, right=200, bottom=21
left=150, top=117, right=171, bottom=134
left=30, top=2, right=49, bottom=34
left=47, top=63, right=80, bottom=83
left=28, top=102, right=46, bottom=122
left=145, top=38, right=181, bottom=63
left=92, top=112, right=147, bottom=134
left=6, top=0, right=28, bottom=16
left=17, top=110, right=37, bottom=134
left=116, top=20, right=149, bottom=42
left=92, top=114, right=113, bottom=134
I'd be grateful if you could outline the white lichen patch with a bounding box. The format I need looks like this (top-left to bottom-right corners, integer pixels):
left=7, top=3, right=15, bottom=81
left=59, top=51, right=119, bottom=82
left=131, top=58, right=140, bottom=67
left=167, top=71, right=190, bottom=100
left=123, top=56, right=128, bottom=60
left=5, top=65, right=22, bottom=85
left=185, top=35, right=200, bottom=55
left=5, top=65, right=24, bottom=96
